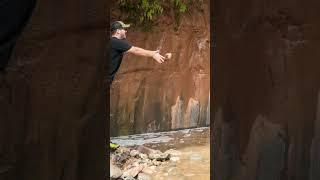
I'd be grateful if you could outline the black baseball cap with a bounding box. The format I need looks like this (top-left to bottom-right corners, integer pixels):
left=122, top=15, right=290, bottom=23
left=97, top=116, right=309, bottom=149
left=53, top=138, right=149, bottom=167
left=111, top=21, right=130, bottom=31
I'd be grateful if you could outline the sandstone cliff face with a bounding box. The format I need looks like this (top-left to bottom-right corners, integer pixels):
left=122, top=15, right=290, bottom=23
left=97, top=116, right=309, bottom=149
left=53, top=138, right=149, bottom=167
left=213, top=0, right=320, bottom=179
left=110, top=0, right=210, bottom=136
left=0, top=1, right=107, bottom=180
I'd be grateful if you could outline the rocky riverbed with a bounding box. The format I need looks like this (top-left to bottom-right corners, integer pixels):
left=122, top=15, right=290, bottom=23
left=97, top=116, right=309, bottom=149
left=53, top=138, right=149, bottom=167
left=110, top=127, right=210, bottom=180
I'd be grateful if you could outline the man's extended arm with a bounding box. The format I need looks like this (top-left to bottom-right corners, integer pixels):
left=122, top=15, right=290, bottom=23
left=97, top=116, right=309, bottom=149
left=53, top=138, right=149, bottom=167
left=126, top=46, right=165, bottom=63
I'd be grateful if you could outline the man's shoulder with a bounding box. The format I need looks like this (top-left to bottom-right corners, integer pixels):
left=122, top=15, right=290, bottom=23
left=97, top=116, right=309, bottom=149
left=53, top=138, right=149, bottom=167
left=111, top=37, right=131, bottom=46
left=111, top=37, right=127, bottom=44
left=111, top=37, right=122, bottom=41
left=110, top=37, right=119, bottom=42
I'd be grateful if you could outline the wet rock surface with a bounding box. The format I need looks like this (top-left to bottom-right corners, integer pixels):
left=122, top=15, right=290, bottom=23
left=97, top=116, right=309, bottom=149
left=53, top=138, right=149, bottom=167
left=213, top=0, right=320, bottom=179
left=0, top=1, right=107, bottom=180
left=110, top=145, right=175, bottom=180
left=111, top=127, right=209, bottom=152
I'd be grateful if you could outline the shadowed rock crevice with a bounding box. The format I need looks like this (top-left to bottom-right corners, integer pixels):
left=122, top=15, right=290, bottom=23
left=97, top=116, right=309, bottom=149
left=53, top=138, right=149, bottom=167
left=0, top=1, right=107, bottom=180
left=213, top=0, right=320, bottom=179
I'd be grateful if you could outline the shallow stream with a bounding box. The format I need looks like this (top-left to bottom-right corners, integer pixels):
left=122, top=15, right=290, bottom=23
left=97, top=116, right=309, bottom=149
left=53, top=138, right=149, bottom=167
left=111, top=127, right=210, bottom=180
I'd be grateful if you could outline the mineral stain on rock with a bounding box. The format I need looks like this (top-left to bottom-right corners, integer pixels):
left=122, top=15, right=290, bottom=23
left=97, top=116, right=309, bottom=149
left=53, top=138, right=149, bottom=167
left=110, top=0, right=210, bottom=136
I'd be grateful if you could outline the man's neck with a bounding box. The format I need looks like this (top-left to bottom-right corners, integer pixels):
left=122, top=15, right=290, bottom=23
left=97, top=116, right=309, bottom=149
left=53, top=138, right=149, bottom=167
left=112, top=34, right=121, bottom=39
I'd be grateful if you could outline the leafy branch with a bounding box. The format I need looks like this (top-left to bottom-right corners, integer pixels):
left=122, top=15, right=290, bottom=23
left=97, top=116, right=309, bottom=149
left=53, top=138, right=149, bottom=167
left=117, top=0, right=197, bottom=31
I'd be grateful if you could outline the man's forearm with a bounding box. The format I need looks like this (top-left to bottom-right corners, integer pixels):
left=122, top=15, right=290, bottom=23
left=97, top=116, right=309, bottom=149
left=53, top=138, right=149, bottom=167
left=127, top=46, right=156, bottom=57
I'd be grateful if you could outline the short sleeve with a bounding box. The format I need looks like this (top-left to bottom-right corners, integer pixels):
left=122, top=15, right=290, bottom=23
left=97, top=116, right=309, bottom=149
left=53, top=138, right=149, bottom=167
left=112, top=39, right=132, bottom=53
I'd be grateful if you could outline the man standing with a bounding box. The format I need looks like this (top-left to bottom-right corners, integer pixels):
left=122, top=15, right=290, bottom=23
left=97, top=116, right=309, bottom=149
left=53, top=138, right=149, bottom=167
left=109, top=21, right=166, bottom=84
left=109, top=21, right=167, bottom=149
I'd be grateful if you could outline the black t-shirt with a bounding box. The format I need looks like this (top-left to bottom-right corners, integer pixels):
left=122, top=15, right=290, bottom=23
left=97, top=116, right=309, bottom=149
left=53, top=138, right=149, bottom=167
left=109, top=37, right=132, bottom=83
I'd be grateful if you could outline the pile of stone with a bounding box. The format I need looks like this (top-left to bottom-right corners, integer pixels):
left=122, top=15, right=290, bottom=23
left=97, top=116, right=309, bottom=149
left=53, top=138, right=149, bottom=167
left=110, top=145, right=181, bottom=180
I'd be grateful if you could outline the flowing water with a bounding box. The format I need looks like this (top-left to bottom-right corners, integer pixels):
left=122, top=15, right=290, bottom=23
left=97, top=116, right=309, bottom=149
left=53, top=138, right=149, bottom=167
left=111, top=127, right=210, bottom=180
left=151, top=144, right=210, bottom=180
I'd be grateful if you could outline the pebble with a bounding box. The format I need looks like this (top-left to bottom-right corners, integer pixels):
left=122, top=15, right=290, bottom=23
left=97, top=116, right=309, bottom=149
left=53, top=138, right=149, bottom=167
left=152, top=159, right=161, bottom=166
left=149, top=152, right=169, bottom=161
left=130, top=150, right=139, bottom=157
left=139, top=153, right=149, bottom=160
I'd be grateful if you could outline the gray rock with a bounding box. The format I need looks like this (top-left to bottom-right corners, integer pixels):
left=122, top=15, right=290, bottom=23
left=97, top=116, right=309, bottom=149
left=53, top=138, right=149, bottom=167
left=122, top=165, right=144, bottom=178
left=152, top=159, right=161, bottom=166
left=137, top=173, right=152, bottom=180
left=117, top=147, right=131, bottom=154
left=142, top=167, right=155, bottom=175
left=141, top=158, right=150, bottom=163
left=146, top=160, right=154, bottom=166
left=132, top=161, right=141, bottom=167
left=139, top=153, right=149, bottom=160
left=110, top=163, right=123, bottom=179
left=149, top=152, right=169, bottom=161
left=137, top=145, right=158, bottom=155
left=148, top=153, right=156, bottom=160
left=130, top=150, right=139, bottom=157
left=113, top=152, right=130, bottom=166
left=141, top=159, right=152, bottom=165
left=138, top=162, right=149, bottom=168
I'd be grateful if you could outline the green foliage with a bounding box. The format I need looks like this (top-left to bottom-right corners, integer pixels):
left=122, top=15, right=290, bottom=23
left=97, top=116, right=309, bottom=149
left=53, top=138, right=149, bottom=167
left=170, top=0, right=188, bottom=30
left=117, top=0, right=200, bottom=31
left=171, top=0, right=187, bottom=13
left=118, top=0, right=163, bottom=30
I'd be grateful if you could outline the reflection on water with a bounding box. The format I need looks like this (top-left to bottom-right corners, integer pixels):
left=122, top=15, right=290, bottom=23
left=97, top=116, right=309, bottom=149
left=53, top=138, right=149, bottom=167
left=152, top=144, right=210, bottom=180
left=111, top=127, right=209, bottom=150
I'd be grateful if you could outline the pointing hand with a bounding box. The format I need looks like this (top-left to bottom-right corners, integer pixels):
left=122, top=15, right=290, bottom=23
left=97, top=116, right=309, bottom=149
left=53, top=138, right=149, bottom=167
left=152, top=51, right=165, bottom=63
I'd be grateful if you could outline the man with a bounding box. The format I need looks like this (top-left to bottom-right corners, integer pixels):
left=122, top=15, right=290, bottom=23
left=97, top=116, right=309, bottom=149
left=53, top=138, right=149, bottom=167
left=109, top=21, right=166, bottom=149
left=109, top=21, right=166, bottom=84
